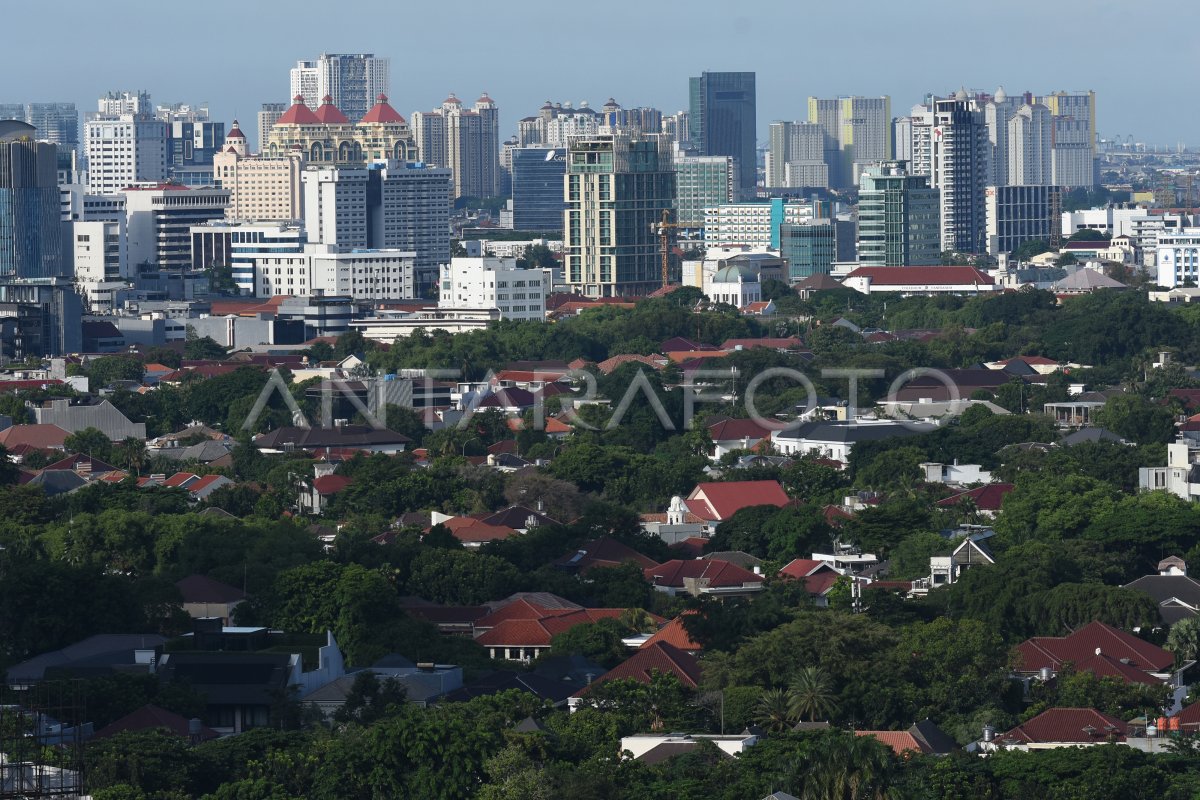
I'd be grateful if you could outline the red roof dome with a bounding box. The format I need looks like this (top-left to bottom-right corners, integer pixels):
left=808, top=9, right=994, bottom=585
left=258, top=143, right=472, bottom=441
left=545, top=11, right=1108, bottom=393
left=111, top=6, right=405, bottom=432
left=361, top=94, right=405, bottom=125
left=314, top=96, right=349, bottom=124
left=476, top=92, right=494, bottom=105
left=443, top=93, right=462, bottom=106
left=275, top=95, right=320, bottom=126
left=225, top=120, right=245, bottom=138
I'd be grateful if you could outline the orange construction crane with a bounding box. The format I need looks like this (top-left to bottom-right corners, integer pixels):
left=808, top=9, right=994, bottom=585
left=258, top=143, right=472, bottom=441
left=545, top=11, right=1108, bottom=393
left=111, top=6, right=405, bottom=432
left=651, top=209, right=682, bottom=289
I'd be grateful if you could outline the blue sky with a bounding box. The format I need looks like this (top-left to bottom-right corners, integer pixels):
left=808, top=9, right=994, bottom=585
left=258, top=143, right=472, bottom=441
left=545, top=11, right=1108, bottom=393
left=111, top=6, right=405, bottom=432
left=4, top=0, right=1193, bottom=148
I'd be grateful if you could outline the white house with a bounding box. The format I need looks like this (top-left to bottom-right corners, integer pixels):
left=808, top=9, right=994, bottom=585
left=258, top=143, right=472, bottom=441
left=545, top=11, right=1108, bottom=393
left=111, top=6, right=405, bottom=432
left=438, top=256, right=551, bottom=321
left=772, top=420, right=935, bottom=462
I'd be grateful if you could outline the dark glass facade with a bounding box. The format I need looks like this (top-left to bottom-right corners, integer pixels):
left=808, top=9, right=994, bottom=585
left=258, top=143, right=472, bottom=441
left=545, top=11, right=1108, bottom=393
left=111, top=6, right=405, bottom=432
left=511, top=147, right=566, bottom=232
left=688, top=72, right=756, bottom=194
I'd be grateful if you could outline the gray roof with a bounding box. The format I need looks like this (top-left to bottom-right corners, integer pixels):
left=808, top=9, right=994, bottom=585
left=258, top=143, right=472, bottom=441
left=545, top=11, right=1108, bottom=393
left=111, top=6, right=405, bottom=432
left=1124, top=575, right=1200, bottom=625
left=161, top=440, right=233, bottom=463
left=701, top=551, right=764, bottom=569
left=1052, top=269, right=1127, bottom=291
left=774, top=420, right=935, bottom=443
left=6, top=634, right=167, bottom=684
left=909, top=718, right=958, bottom=754
left=1058, top=427, right=1124, bottom=447
left=26, top=469, right=88, bottom=496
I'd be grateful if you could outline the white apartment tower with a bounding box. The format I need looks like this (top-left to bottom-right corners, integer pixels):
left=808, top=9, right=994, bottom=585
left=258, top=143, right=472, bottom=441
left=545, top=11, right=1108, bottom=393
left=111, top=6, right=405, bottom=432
left=930, top=95, right=989, bottom=254
left=766, top=121, right=826, bottom=189
left=84, top=91, right=167, bottom=195
left=289, top=54, right=389, bottom=122
left=412, top=93, right=501, bottom=200
left=1007, top=104, right=1052, bottom=186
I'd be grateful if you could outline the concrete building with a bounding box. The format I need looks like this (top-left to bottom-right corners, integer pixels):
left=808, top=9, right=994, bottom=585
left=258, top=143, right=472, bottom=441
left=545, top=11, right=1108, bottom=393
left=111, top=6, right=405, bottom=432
left=703, top=262, right=761, bottom=308
left=438, top=256, right=550, bottom=320
left=84, top=93, right=168, bottom=195
left=0, top=103, right=78, bottom=157
left=674, top=153, right=736, bottom=228
left=266, top=94, right=415, bottom=166
left=985, top=185, right=1060, bottom=257
left=1007, top=103, right=1052, bottom=186
left=807, top=96, right=892, bottom=188
left=1051, top=116, right=1094, bottom=189
left=190, top=220, right=305, bottom=295
left=157, top=104, right=223, bottom=187
left=71, top=219, right=127, bottom=311
left=563, top=132, right=675, bottom=297
left=689, top=72, right=756, bottom=194
left=290, top=54, right=389, bottom=122
left=412, top=93, right=500, bottom=200
left=780, top=220, right=839, bottom=280
left=856, top=161, right=941, bottom=267
left=307, top=248, right=415, bottom=300
left=703, top=198, right=813, bottom=251
left=213, top=121, right=304, bottom=222
left=1, top=122, right=66, bottom=280
left=930, top=95, right=989, bottom=254
left=257, top=103, right=287, bottom=154
left=1156, top=229, right=1200, bottom=289
left=766, top=121, right=825, bottom=189
left=509, top=146, right=566, bottom=232
left=123, top=185, right=229, bottom=272
left=983, top=87, right=1021, bottom=187
left=302, top=161, right=452, bottom=288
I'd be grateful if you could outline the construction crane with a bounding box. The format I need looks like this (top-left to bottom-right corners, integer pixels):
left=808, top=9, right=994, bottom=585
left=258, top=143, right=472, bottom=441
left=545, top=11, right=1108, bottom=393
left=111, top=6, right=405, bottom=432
left=651, top=209, right=682, bottom=289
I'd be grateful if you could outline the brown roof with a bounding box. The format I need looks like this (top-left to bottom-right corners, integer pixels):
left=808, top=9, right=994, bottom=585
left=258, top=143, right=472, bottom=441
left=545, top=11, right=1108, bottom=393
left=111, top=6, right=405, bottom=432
left=0, top=424, right=71, bottom=450
left=996, top=708, right=1128, bottom=745
left=93, top=704, right=219, bottom=742
left=854, top=730, right=925, bottom=755
left=553, top=537, right=660, bottom=573
left=1015, top=621, right=1173, bottom=676
left=644, top=559, right=762, bottom=590
left=575, top=642, right=702, bottom=695
left=640, top=615, right=701, bottom=652
left=176, top=574, right=247, bottom=604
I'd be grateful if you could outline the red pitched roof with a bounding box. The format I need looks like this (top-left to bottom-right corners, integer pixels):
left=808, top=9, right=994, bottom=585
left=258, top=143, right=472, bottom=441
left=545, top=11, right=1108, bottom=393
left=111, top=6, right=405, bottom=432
left=448, top=521, right=519, bottom=544
left=276, top=95, right=321, bottom=125
left=935, top=483, right=1015, bottom=512
left=0, top=424, right=70, bottom=450
left=1015, top=621, right=1173, bottom=675
left=823, top=505, right=853, bottom=525
left=644, top=559, right=762, bottom=589
left=596, top=353, right=667, bottom=374
left=313, top=96, right=350, bottom=124
left=162, top=472, right=198, bottom=488
left=187, top=474, right=228, bottom=495
left=996, top=708, right=1128, bottom=745
left=312, top=474, right=352, bottom=495
left=778, top=558, right=826, bottom=579
left=844, top=266, right=994, bottom=286
left=553, top=537, right=660, bottom=573
left=360, top=94, right=405, bottom=124
left=1174, top=700, right=1200, bottom=730
left=575, top=642, right=702, bottom=695
left=474, top=608, right=634, bottom=648
left=855, top=730, right=925, bottom=755
left=0, top=379, right=64, bottom=392
left=640, top=614, right=702, bottom=652
left=42, top=453, right=119, bottom=473
left=686, top=480, right=790, bottom=521
left=706, top=417, right=773, bottom=443
left=93, top=704, right=219, bottom=742
left=1071, top=653, right=1164, bottom=686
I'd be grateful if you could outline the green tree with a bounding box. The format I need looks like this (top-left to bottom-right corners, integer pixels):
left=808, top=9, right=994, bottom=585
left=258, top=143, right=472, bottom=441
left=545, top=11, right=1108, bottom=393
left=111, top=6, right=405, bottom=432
left=183, top=332, right=229, bottom=360
left=1094, top=394, right=1176, bottom=445
left=754, top=687, right=796, bottom=733
left=87, top=356, right=146, bottom=388
left=1166, top=616, right=1200, bottom=665
left=788, top=666, right=838, bottom=723
left=63, top=426, right=114, bottom=461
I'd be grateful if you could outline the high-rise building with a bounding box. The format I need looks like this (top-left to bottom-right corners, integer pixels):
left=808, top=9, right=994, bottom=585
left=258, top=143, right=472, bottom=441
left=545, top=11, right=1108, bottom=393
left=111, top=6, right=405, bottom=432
left=929, top=95, right=989, bottom=254
left=302, top=161, right=452, bottom=288
left=780, top=220, right=838, bottom=279
left=985, top=185, right=1060, bottom=257
left=510, top=147, right=566, bottom=232
left=266, top=94, right=415, bottom=165
left=702, top=198, right=813, bottom=251
left=190, top=220, right=305, bottom=295
left=856, top=161, right=941, bottom=267
left=290, top=54, right=389, bottom=122
left=1037, top=89, right=1096, bottom=187
left=563, top=132, right=675, bottom=297
left=123, top=185, right=229, bottom=272
left=214, top=122, right=305, bottom=222
left=806, top=96, right=892, bottom=188
left=674, top=154, right=736, bottom=228
left=84, top=91, right=167, bottom=195
left=1051, top=116, right=1094, bottom=188
left=71, top=217, right=128, bottom=311
left=157, top=104, right=224, bottom=187
left=0, top=103, right=79, bottom=156
left=983, top=87, right=1020, bottom=187
left=413, top=93, right=500, bottom=200
left=1007, top=103, right=1053, bottom=186
left=257, top=103, right=287, bottom=154
left=689, top=72, right=756, bottom=194
left=0, top=121, right=66, bottom=279
left=766, top=121, right=826, bottom=189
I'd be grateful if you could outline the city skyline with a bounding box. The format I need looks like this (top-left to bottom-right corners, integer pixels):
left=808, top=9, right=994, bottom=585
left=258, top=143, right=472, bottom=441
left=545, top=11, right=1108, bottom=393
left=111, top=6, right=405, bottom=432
left=2, top=0, right=1195, bottom=150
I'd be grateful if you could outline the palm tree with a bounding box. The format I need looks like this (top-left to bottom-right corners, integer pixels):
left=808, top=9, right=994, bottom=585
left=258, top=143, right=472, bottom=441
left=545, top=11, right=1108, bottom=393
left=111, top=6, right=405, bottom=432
left=1167, top=616, right=1200, bottom=665
left=788, top=666, right=838, bottom=723
left=800, top=732, right=895, bottom=800
left=618, top=607, right=657, bottom=634
left=754, top=687, right=795, bottom=733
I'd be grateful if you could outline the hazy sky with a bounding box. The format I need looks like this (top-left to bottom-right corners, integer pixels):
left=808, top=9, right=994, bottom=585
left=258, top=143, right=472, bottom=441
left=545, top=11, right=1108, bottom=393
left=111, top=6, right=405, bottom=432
left=4, top=0, right=1194, bottom=148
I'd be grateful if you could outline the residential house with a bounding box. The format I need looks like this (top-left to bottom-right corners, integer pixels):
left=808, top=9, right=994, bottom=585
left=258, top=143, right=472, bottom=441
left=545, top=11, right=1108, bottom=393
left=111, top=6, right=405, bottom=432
left=478, top=504, right=560, bottom=532
left=772, top=420, right=935, bottom=462
left=570, top=641, right=703, bottom=709
left=176, top=575, right=247, bottom=625
left=1044, top=391, right=1112, bottom=427
left=1140, top=439, right=1200, bottom=500
left=1124, top=557, right=1200, bottom=626
left=885, top=367, right=1041, bottom=405
left=254, top=424, right=411, bottom=455
left=92, top=704, right=219, bottom=743
left=301, top=657, right=463, bottom=716
left=1014, top=621, right=1179, bottom=687
left=645, top=559, right=765, bottom=598
left=472, top=602, right=651, bottom=662
left=841, top=266, right=997, bottom=295
left=920, top=462, right=993, bottom=485
left=0, top=424, right=71, bottom=453
left=620, top=732, right=759, bottom=763
left=987, top=708, right=1128, bottom=751
left=915, top=535, right=995, bottom=594
left=639, top=615, right=702, bottom=654
left=720, top=337, right=806, bottom=353
left=161, top=472, right=234, bottom=502
left=552, top=537, right=661, bottom=575
left=639, top=496, right=709, bottom=544
left=935, top=484, right=1015, bottom=517
left=706, top=417, right=774, bottom=460
left=778, top=558, right=843, bottom=606
left=683, top=480, right=790, bottom=522
left=5, top=634, right=167, bottom=688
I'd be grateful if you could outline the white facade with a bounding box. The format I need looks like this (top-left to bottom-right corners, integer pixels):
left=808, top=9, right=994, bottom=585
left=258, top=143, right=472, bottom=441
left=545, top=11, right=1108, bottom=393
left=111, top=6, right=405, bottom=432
left=1140, top=441, right=1200, bottom=501
left=123, top=186, right=229, bottom=270
left=1007, top=104, right=1052, bottom=186
left=1156, top=229, right=1200, bottom=289
left=71, top=219, right=128, bottom=311
left=190, top=220, right=306, bottom=295
left=1051, top=116, right=1094, bottom=188
left=438, top=256, right=549, bottom=320
left=84, top=115, right=167, bottom=195
left=309, top=248, right=415, bottom=300
left=930, top=97, right=989, bottom=254
left=702, top=200, right=812, bottom=250
left=702, top=264, right=761, bottom=308
left=290, top=54, right=389, bottom=122
left=1061, top=207, right=1148, bottom=238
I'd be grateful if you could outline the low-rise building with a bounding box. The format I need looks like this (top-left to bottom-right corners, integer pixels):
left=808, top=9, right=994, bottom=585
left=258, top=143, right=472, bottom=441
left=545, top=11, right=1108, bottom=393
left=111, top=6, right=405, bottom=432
left=438, top=256, right=550, bottom=321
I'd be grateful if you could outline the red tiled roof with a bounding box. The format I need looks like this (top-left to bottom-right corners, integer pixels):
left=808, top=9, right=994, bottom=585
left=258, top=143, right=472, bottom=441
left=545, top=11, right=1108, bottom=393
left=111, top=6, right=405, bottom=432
left=93, top=704, right=219, bottom=742
left=996, top=708, right=1128, bottom=745
left=778, top=558, right=826, bottom=579
left=187, top=474, right=228, bottom=495
left=553, top=537, right=660, bottom=573
left=360, top=94, right=405, bottom=124
left=644, top=559, right=762, bottom=589
left=936, top=483, right=1015, bottom=512
left=640, top=614, right=702, bottom=652
left=844, top=266, right=994, bottom=286
left=823, top=505, right=853, bottom=525
left=42, top=453, right=119, bottom=473
left=667, top=350, right=730, bottom=364
left=313, top=96, right=350, bottom=124
left=162, top=472, right=198, bottom=488
left=448, top=521, right=519, bottom=544
left=0, top=424, right=71, bottom=450
left=1071, top=653, right=1164, bottom=686
left=1174, top=701, right=1200, bottom=730
left=474, top=608, right=633, bottom=648
left=312, top=474, right=352, bottom=495
left=575, top=642, right=702, bottom=695
left=706, top=418, right=772, bottom=443
left=276, top=96, right=321, bottom=125
left=855, top=730, right=925, bottom=755
left=0, top=379, right=64, bottom=392
left=686, top=480, right=790, bottom=521
left=596, top=353, right=667, bottom=375
left=1015, top=621, right=1173, bottom=675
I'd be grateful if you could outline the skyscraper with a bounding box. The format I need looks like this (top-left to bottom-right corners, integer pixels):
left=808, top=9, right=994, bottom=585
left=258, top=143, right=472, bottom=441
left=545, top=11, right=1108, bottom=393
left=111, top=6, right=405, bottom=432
left=983, top=87, right=1020, bottom=187
left=689, top=72, right=756, bottom=195
left=257, top=103, right=287, bottom=154
left=412, top=93, right=500, bottom=200
left=510, top=147, right=566, bottom=232
left=1007, top=103, right=1052, bottom=186
left=806, top=96, right=892, bottom=188
left=2, top=103, right=79, bottom=156
left=84, top=91, right=167, bottom=195
left=856, top=161, right=941, bottom=267
left=674, top=154, right=736, bottom=228
left=0, top=121, right=66, bottom=279
left=930, top=96, right=989, bottom=254
left=766, top=121, right=826, bottom=189
left=157, top=103, right=224, bottom=187
left=1051, top=116, right=1093, bottom=188
left=1037, top=89, right=1096, bottom=187
left=563, top=132, right=675, bottom=297
left=290, top=54, right=389, bottom=122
